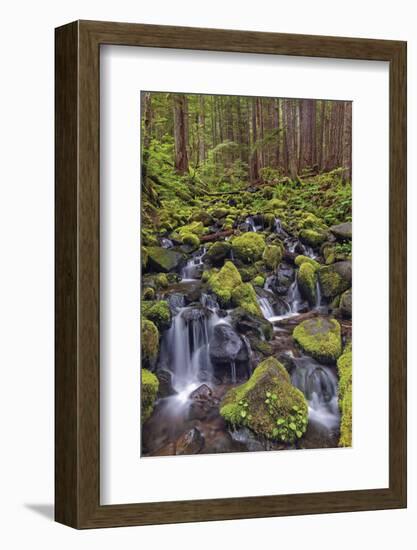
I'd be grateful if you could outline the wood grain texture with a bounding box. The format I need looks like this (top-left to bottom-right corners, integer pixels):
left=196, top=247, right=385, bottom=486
left=55, top=20, right=407, bottom=529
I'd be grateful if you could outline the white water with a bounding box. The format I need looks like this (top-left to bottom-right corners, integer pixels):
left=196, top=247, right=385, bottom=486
left=257, top=296, right=275, bottom=319
left=181, top=247, right=207, bottom=280
left=291, top=357, right=340, bottom=431
left=315, top=279, right=322, bottom=309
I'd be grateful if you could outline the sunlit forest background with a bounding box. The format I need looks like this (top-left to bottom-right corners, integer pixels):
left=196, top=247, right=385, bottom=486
left=140, top=92, right=352, bottom=458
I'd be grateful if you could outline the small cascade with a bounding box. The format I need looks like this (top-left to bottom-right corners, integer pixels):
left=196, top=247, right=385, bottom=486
left=181, top=247, right=207, bottom=280
left=160, top=237, right=173, bottom=249
left=302, top=244, right=317, bottom=259
left=160, top=305, right=218, bottom=391
left=291, top=356, right=340, bottom=431
left=315, top=279, right=322, bottom=309
left=257, top=296, right=275, bottom=320
left=287, top=278, right=303, bottom=313
left=245, top=216, right=257, bottom=232
left=274, top=217, right=288, bottom=238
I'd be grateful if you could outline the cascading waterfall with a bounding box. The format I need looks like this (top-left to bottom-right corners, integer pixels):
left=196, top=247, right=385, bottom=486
left=291, top=356, right=340, bottom=431
left=245, top=216, right=258, bottom=232
left=181, top=247, right=207, bottom=280
left=160, top=305, right=219, bottom=392
left=257, top=296, right=275, bottom=319
left=315, top=279, right=322, bottom=309
left=287, top=278, right=303, bottom=313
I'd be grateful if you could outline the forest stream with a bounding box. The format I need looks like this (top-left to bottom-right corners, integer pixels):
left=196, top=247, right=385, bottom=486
left=140, top=93, right=352, bottom=457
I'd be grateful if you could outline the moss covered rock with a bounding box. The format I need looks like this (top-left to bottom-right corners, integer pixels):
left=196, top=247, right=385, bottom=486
left=238, top=265, right=259, bottom=282
left=206, top=241, right=231, bottom=265
left=317, top=261, right=351, bottom=298
left=251, top=275, right=265, bottom=287
left=297, top=262, right=317, bottom=305
left=181, top=233, right=200, bottom=248
left=188, top=210, right=214, bottom=226
left=142, top=300, right=172, bottom=330
left=155, top=273, right=169, bottom=289
left=231, top=233, right=266, bottom=263
left=231, top=283, right=262, bottom=316
left=142, top=286, right=155, bottom=300
left=141, top=368, right=159, bottom=423
left=266, top=198, right=287, bottom=210
left=208, top=261, right=242, bottom=307
left=299, top=228, right=327, bottom=248
left=293, top=317, right=342, bottom=364
left=142, top=247, right=149, bottom=270
left=294, top=255, right=320, bottom=270
left=330, top=222, right=352, bottom=241
left=147, top=246, right=183, bottom=273
left=340, top=288, right=352, bottom=319
left=220, top=357, right=308, bottom=443
left=176, top=221, right=205, bottom=237
left=262, top=244, right=283, bottom=270
left=337, top=344, right=352, bottom=447
left=141, top=320, right=159, bottom=364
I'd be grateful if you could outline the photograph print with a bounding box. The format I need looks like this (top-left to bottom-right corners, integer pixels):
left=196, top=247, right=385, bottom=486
left=140, top=92, right=352, bottom=457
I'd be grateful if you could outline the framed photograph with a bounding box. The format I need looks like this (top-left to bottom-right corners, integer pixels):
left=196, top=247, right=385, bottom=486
left=55, top=20, right=407, bottom=528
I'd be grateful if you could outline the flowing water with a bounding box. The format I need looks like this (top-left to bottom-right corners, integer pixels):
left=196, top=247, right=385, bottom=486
left=181, top=247, right=207, bottom=280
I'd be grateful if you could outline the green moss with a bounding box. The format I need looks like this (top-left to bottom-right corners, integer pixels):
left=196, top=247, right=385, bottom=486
left=340, top=288, right=352, bottom=319
left=337, top=344, right=352, bottom=447
left=208, top=261, right=242, bottom=307
left=142, top=300, right=172, bottom=330
left=299, top=228, right=327, bottom=248
left=147, top=246, right=183, bottom=273
left=220, top=357, right=308, bottom=442
left=188, top=210, right=214, bottom=226
left=141, top=368, right=159, bottom=423
left=142, top=286, right=155, bottom=300
left=297, top=262, right=317, bottom=305
left=181, top=232, right=200, bottom=248
left=318, top=265, right=350, bottom=298
left=322, top=243, right=336, bottom=265
left=231, top=233, right=266, bottom=263
left=141, top=320, right=159, bottom=363
left=201, top=269, right=211, bottom=283
left=175, top=221, right=205, bottom=238
left=155, top=273, right=169, bottom=289
left=267, top=198, right=287, bottom=210
left=238, top=265, right=258, bottom=282
left=262, top=244, right=283, bottom=270
left=251, top=275, right=265, bottom=287
left=294, top=255, right=320, bottom=270
left=293, top=317, right=342, bottom=364
left=300, top=213, right=327, bottom=231
left=231, top=283, right=262, bottom=316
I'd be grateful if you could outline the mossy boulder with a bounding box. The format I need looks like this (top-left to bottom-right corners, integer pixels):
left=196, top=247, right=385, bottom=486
left=251, top=275, right=265, bottom=287
left=266, top=198, right=287, bottom=211
left=230, top=307, right=273, bottom=341
left=330, top=222, right=352, bottom=241
left=189, top=210, right=214, bottom=226
left=154, top=273, right=169, bottom=289
left=238, top=265, right=259, bottom=282
left=147, top=246, right=183, bottom=273
left=206, top=241, right=231, bottom=265
left=317, top=261, right=352, bottom=298
left=299, top=228, right=327, bottom=248
left=297, top=262, right=317, bottom=305
left=141, top=368, right=159, bottom=423
left=300, top=213, right=327, bottom=231
left=175, top=221, right=205, bottom=238
left=220, top=357, right=308, bottom=443
left=142, top=300, right=172, bottom=330
left=142, top=286, right=155, bottom=300
left=210, top=207, right=229, bottom=220
left=141, top=320, right=159, bottom=364
left=293, top=317, right=342, bottom=364
left=231, top=283, right=262, bottom=316
left=181, top=233, right=200, bottom=249
left=208, top=261, right=242, bottom=307
left=337, top=344, right=352, bottom=447
left=294, top=255, right=320, bottom=271
left=340, top=288, right=352, bottom=319
left=232, top=233, right=266, bottom=263
left=262, top=244, right=283, bottom=270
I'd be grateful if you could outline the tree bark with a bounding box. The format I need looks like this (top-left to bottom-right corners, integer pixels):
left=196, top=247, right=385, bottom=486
left=172, top=94, right=189, bottom=174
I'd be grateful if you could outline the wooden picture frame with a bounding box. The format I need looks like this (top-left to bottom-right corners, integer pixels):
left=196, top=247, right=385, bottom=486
left=55, top=20, right=407, bottom=528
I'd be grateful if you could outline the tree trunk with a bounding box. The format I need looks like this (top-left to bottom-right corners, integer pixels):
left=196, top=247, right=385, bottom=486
left=172, top=94, right=189, bottom=174
left=198, top=95, right=205, bottom=165
left=342, top=101, right=352, bottom=182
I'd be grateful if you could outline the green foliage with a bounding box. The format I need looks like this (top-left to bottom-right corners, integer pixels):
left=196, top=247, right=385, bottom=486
left=142, top=300, right=172, bottom=330
left=141, top=368, right=159, bottom=423
left=142, top=286, right=155, bottom=300
left=293, top=317, right=342, bottom=364
left=337, top=343, right=352, bottom=447
left=220, top=357, right=308, bottom=442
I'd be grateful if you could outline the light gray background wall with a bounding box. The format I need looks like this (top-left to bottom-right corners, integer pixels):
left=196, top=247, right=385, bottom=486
left=1, top=1, right=415, bottom=547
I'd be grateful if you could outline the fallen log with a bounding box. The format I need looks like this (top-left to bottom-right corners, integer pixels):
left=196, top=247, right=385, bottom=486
left=200, top=229, right=234, bottom=242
